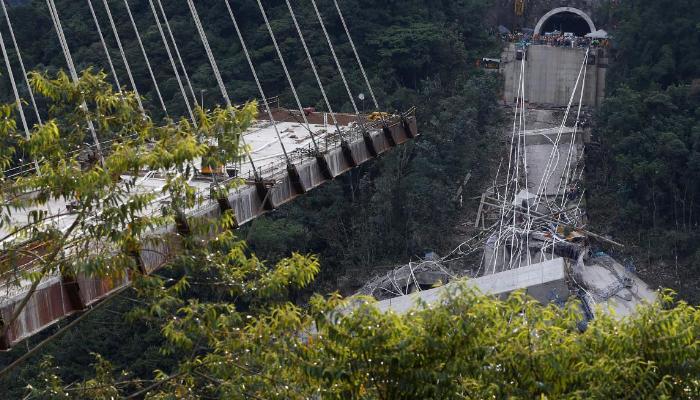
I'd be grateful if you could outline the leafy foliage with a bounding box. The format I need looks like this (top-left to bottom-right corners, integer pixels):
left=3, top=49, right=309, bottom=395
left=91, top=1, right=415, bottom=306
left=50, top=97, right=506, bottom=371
left=587, top=0, right=700, bottom=296
left=0, top=68, right=255, bottom=356
left=23, top=244, right=700, bottom=399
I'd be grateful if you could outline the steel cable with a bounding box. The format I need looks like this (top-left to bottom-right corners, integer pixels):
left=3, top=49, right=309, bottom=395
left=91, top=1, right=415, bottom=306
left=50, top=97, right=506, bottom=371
left=123, top=0, right=167, bottom=116
left=185, top=0, right=259, bottom=178
left=284, top=0, right=345, bottom=142
left=146, top=0, right=195, bottom=125
left=101, top=0, right=144, bottom=113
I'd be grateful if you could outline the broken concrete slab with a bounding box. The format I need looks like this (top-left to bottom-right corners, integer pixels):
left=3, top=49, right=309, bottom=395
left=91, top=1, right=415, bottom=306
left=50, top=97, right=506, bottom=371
left=574, top=254, right=657, bottom=319
left=369, top=257, right=568, bottom=315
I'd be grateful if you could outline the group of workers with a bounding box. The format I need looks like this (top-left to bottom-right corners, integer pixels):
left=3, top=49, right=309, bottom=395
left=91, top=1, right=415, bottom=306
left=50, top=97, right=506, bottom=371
left=503, top=31, right=610, bottom=49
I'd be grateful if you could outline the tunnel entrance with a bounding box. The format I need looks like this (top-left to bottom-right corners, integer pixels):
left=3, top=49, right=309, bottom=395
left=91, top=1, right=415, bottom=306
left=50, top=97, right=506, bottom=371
left=540, top=12, right=591, bottom=35
left=534, top=7, right=596, bottom=36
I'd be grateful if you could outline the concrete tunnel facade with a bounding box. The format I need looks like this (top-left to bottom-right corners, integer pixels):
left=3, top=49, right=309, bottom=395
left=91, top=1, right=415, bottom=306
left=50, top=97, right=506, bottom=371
left=534, top=7, right=596, bottom=36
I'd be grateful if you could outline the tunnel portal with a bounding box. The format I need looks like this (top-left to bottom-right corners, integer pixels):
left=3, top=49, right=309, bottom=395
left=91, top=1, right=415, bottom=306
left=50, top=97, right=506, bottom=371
left=535, top=7, right=596, bottom=36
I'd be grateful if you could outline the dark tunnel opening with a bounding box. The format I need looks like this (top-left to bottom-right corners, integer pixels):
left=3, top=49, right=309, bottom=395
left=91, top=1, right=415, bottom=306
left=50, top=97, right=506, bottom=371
left=540, top=12, right=592, bottom=36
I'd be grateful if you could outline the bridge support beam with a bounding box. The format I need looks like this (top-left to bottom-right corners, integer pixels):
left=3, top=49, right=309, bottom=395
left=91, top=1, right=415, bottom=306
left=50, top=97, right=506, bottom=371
left=255, top=179, right=275, bottom=211
left=363, top=131, right=378, bottom=157
left=216, top=195, right=239, bottom=229
left=0, top=324, right=9, bottom=350
left=61, top=275, right=86, bottom=311
left=287, top=164, right=306, bottom=194
left=401, top=116, right=415, bottom=138
left=341, top=140, right=357, bottom=168
left=383, top=125, right=396, bottom=146
left=316, top=154, right=334, bottom=180
left=129, top=248, right=147, bottom=275
left=174, top=212, right=191, bottom=237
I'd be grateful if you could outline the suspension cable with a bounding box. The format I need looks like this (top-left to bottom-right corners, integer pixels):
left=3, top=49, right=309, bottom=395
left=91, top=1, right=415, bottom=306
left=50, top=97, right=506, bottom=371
left=122, top=0, right=167, bottom=117
left=46, top=0, right=104, bottom=166
left=309, top=0, right=358, bottom=116
left=1, top=0, right=42, bottom=125
left=0, top=20, right=38, bottom=172
left=0, top=27, right=28, bottom=139
left=185, top=0, right=259, bottom=178
left=154, top=0, right=197, bottom=107
left=101, top=0, right=143, bottom=113
left=283, top=0, right=344, bottom=143
left=332, top=0, right=378, bottom=110
left=533, top=48, right=588, bottom=207
left=225, top=1, right=293, bottom=164
left=519, top=55, right=532, bottom=266
left=86, top=0, right=121, bottom=91
left=493, top=51, right=526, bottom=273
left=146, top=0, right=195, bottom=126
left=558, top=48, right=589, bottom=205
left=252, top=0, right=315, bottom=157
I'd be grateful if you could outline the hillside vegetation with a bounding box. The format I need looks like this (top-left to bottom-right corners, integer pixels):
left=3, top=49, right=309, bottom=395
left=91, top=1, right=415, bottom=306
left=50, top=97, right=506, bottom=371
left=588, top=0, right=700, bottom=300
left=0, top=0, right=698, bottom=398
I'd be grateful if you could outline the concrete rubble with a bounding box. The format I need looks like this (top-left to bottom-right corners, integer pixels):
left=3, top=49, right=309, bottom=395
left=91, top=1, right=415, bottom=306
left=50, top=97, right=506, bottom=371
left=349, top=42, right=656, bottom=323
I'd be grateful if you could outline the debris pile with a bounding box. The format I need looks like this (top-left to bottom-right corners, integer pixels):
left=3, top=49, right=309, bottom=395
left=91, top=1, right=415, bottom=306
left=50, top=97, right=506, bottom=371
left=356, top=259, right=455, bottom=301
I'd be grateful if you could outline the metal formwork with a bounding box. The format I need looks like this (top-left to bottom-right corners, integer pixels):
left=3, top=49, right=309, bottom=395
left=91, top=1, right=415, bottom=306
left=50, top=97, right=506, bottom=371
left=0, top=111, right=418, bottom=350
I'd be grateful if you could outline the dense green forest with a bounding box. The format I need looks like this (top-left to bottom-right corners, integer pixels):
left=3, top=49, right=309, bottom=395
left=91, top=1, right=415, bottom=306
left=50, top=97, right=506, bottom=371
left=1, top=0, right=700, bottom=398
left=587, top=0, right=700, bottom=300
left=0, top=0, right=503, bottom=396
left=0, top=0, right=502, bottom=279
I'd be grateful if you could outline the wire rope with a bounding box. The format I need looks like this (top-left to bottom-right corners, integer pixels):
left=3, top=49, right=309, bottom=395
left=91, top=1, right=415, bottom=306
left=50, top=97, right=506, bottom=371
left=185, top=0, right=259, bottom=178
left=331, top=0, right=378, bottom=110
left=154, top=0, right=197, bottom=107
left=225, top=0, right=291, bottom=164
left=557, top=48, right=589, bottom=205
left=0, top=26, right=30, bottom=141
left=532, top=49, right=587, bottom=207
left=122, top=0, right=167, bottom=116
left=0, top=17, right=40, bottom=172
left=493, top=50, right=525, bottom=273
left=86, top=0, right=121, bottom=91
left=146, top=0, right=195, bottom=125
left=0, top=0, right=42, bottom=125
left=253, top=0, right=322, bottom=155
left=308, top=0, right=359, bottom=115
left=101, top=0, right=144, bottom=113
left=46, top=0, right=104, bottom=166
left=283, top=0, right=345, bottom=144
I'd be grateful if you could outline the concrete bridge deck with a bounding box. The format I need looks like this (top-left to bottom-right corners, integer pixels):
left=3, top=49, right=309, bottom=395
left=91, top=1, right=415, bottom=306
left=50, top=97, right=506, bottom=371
left=0, top=110, right=418, bottom=349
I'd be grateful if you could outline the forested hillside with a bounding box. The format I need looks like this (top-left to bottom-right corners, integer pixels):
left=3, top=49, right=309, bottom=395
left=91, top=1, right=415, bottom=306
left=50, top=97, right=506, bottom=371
left=1, top=0, right=502, bottom=279
left=3, top=0, right=699, bottom=398
left=587, top=0, right=700, bottom=300
left=0, top=0, right=503, bottom=395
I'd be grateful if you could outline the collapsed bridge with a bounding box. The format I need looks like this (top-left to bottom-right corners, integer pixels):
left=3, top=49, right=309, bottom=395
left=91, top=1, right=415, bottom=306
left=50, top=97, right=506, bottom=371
left=0, top=0, right=419, bottom=350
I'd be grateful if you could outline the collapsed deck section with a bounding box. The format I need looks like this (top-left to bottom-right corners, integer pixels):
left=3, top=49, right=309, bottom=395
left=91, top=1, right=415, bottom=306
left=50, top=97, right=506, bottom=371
left=0, top=110, right=418, bottom=350
left=353, top=258, right=568, bottom=315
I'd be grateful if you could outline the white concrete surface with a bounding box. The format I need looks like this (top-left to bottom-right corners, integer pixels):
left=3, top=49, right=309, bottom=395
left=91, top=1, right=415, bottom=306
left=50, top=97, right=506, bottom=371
left=0, top=119, right=337, bottom=241
left=502, top=44, right=607, bottom=107
left=523, top=127, right=581, bottom=196
left=364, top=257, right=568, bottom=315
left=576, top=255, right=657, bottom=319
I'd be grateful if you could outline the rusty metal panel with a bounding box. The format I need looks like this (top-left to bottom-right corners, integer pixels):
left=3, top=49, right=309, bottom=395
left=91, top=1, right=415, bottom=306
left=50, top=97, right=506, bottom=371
left=0, top=275, right=77, bottom=349
left=77, top=273, right=130, bottom=307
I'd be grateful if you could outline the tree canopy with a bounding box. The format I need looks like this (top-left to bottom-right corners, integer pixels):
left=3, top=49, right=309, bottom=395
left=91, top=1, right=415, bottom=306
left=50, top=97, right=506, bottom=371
left=3, top=0, right=700, bottom=399
left=587, top=0, right=700, bottom=299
